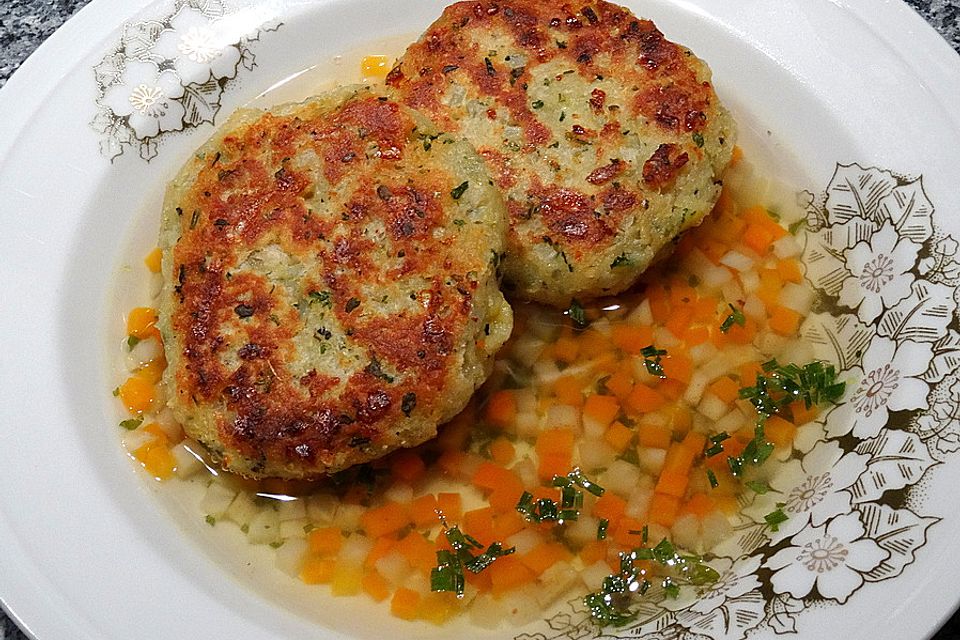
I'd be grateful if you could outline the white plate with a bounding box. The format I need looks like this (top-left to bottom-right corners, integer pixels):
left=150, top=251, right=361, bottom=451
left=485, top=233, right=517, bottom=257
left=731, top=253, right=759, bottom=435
left=1, top=1, right=959, bottom=639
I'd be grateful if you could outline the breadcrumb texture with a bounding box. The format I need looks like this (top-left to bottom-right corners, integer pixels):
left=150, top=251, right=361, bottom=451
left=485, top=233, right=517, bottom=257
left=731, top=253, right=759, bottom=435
left=158, top=85, right=512, bottom=479
left=387, top=0, right=736, bottom=305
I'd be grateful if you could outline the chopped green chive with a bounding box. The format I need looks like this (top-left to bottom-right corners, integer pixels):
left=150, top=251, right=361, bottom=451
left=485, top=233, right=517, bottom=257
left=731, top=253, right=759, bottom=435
left=640, top=345, right=667, bottom=378
left=720, top=303, right=746, bottom=333
left=597, top=518, right=609, bottom=540
left=706, top=469, right=719, bottom=488
left=568, top=299, right=587, bottom=329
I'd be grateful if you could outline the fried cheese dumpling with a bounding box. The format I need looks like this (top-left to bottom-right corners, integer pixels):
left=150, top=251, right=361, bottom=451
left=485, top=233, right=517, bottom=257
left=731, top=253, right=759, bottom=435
left=157, top=85, right=512, bottom=479
left=386, top=0, right=736, bottom=306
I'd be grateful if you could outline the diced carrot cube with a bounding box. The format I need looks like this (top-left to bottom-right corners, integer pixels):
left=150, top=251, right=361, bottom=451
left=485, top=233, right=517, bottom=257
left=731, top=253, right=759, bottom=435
left=360, top=54, right=390, bottom=77
left=612, top=516, right=646, bottom=547
left=665, top=308, right=694, bottom=342
left=604, top=370, right=634, bottom=400
left=706, top=437, right=747, bottom=471
left=655, top=470, right=690, bottom=498
left=681, top=492, right=716, bottom=518
left=593, top=494, right=627, bottom=528
left=553, top=375, right=584, bottom=407
left=625, top=384, right=665, bottom=414
left=308, top=526, right=343, bottom=557
left=463, top=507, right=497, bottom=546
left=473, top=462, right=522, bottom=493
left=648, top=290, right=671, bottom=323
left=118, top=374, right=156, bottom=415
left=485, top=389, right=517, bottom=427
left=436, top=492, right=463, bottom=522
left=489, top=437, right=516, bottom=466
left=611, top=324, right=654, bottom=355
left=361, top=502, right=410, bottom=538
left=743, top=222, right=775, bottom=255
left=126, top=306, right=160, bottom=341
left=487, top=556, right=536, bottom=596
left=579, top=540, right=608, bottom=565
left=769, top=305, right=801, bottom=336
left=661, top=354, right=692, bottom=383
left=391, top=450, right=427, bottom=484
left=756, top=269, right=783, bottom=308
left=661, top=442, right=696, bottom=476
left=300, top=557, right=336, bottom=584
left=739, top=362, right=764, bottom=386
left=583, top=394, right=620, bottom=426
left=391, top=587, right=420, bottom=620
left=436, top=450, right=468, bottom=478
left=492, top=511, right=526, bottom=539
left=708, top=376, right=740, bottom=405
left=365, top=536, right=397, bottom=569
left=409, top=494, right=440, bottom=528
left=137, top=356, right=166, bottom=385
left=396, top=531, right=435, bottom=572
left=603, top=421, right=633, bottom=452
left=789, top=400, right=820, bottom=426
left=361, top=569, right=391, bottom=602
left=648, top=492, right=681, bottom=527
left=133, top=441, right=175, bottom=480
left=765, top=415, right=796, bottom=449
left=552, top=336, right=580, bottom=363
left=418, top=592, right=460, bottom=625
left=682, top=431, right=707, bottom=453
left=536, top=429, right=574, bottom=480
left=637, top=423, right=672, bottom=449
left=777, top=258, right=803, bottom=283
left=143, top=248, right=163, bottom=273
left=521, top=542, right=572, bottom=576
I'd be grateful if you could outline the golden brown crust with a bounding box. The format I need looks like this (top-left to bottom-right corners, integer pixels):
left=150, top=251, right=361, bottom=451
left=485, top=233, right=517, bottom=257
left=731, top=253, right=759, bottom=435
left=386, top=0, right=735, bottom=305
left=159, top=86, right=511, bottom=478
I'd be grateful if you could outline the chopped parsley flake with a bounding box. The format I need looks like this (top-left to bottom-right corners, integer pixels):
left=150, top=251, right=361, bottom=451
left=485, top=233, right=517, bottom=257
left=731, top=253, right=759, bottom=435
left=450, top=181, right=469, bottom=200
left=309, top=290, right=332, bottom=306
left=610, top=253, right=632, bottom=268
left=764, top=504, right=789, bottom=531
left=119, top=417, right=143, bottom=431
left=126, top=335, right=141, bottom=349
left=692, top=132, right=704, bottom=147
left=205, top=515, right=216, bottom=526
left=568, top=299, right=588, bottom=329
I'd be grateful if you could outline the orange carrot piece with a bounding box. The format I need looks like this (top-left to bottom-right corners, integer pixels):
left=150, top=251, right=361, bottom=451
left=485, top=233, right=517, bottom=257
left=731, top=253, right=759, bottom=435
left=365, top=536, right=397, bottom=569
left=612, top=516, right=646, bottom=547
left=730, top=145, right=744, bottom=166
left=361, top=502, right=410, bottom=538
left=636, top=423, right=672, bottom=449
left=492, top=511, right=526, bottom=540
left=409, top=494, right=440, bottom=528
left=661, top=442, right=696, bottom=476
left=436, top=492, right=463, bottom=522
left=553, top=375, right=584, bottom=407
left=300, top=557, right=337, bottom=584
left=390, top=450, right=427, bottom=484
left=604, top=370, right=634, bottom=400
left=603, top=421, right=634, bottom=452
left=648, top=492, right=681, bottom=527
left=661, top=354, right=693, bottom=383
left=487, top=556, right=536, bottom=596
left=536, top=429, right=574, bottom=481
left=307, top=526, right=343, bottom=557
left=361, top=570, right=391, bottom=602
left=391, top=587, right=421, bottom=620
left=765, top=415, right=796, bottom=449
left=777, top=258, right=803, bottom=283
left=708, top=376, right=740, bottom=405
left=655, top=470, right=690, bottom=498
left=143, top=248, right=163, bottom=273
left=626, top=384, right=666, bottom=414
left=593, top=494, right=627, bottom=528
left=485, top=389, right=517, bottom=427
left=788, top=400, right=820, bottom=426
left=583, top=394, right=620, bottom=426
left=489, top=437, right=516, bottom=466
left=463, top=507, right=497, bottom=546
left=521, top=542, right=572, bottom=576
left=681, top=492, right=716, bottom=518
left=611, top=324, right=654, bottom=355
left=396, top=531, right=435, bottom=572
left=118, top=374, right=156, bottom=415
left=126, top=307, right=159, bottom=339
left=552, top=336, right=580, bottom=363
left=579, top=540, right=608, bottom=565
left=769, top=305, right=801, bottom=336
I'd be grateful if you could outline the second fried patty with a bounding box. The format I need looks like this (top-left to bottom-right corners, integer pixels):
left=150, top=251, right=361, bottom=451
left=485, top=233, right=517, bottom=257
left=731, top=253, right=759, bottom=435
left=387, top=0, right=736, bottom=306
left=157, top=85, right=512, bottom=479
